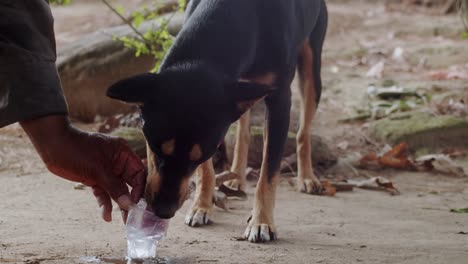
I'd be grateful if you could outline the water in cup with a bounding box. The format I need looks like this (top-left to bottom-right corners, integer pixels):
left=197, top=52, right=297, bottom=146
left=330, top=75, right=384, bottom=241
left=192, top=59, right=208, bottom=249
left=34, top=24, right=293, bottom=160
left=126, top=199, right=170, bottom=262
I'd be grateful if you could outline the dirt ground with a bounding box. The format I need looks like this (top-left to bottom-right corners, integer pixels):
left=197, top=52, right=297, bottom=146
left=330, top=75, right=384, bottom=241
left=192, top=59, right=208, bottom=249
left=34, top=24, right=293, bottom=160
left=1, top=0, right=468, bottom=263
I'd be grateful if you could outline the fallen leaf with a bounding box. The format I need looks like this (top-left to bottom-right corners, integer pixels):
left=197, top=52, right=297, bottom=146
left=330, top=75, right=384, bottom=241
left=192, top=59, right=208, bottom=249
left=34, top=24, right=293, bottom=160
left=73, top=183, right=86, bottom=190
left=213, top=190, right=228, bottom=210
left=382, top=142, right=408, bottom=159
left=391, top=46, right=405, bottom=63
left=218, top=184, right=248, bottom=200
left=321, top=180, right=337, bottom=196
left=330, top=182, right=355, bottom=192
left=378, top=155, right=413, bottom=169
left=434, top=96, right=468, bottom=118
left=366, top=61, right=385, bottom=79
left=415, top=154, right=466, bottom=177
left=347, top=176, right=400, bottom=195
left=450, top=208, right=468, bottom=213
left=360, top=143, right=414, bottom=170
left=337, top=141, right=349, bottom=150
left=429, top=70, right=468, bottom=80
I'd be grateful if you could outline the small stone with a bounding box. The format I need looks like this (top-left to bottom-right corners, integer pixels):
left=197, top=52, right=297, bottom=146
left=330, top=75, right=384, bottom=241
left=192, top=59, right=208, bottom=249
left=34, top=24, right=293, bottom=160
left=73, top=183, right=86, bottom=190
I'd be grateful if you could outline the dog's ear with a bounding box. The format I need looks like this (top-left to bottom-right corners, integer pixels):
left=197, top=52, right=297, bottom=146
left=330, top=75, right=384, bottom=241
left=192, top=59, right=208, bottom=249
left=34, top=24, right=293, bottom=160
left=107, top=73, right=160, bottom=104
left=227, top=81, right=275, bottom=121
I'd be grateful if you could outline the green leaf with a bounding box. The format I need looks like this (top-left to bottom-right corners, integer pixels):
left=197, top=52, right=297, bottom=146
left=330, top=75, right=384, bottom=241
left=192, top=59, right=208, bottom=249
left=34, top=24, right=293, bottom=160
left=115, top=5, right=126, bottom=15
left=178, top=0, right=187, bottom=12
left=133, top=13, right=144, bottom=28
left=450, top=208, right=468, bottom=213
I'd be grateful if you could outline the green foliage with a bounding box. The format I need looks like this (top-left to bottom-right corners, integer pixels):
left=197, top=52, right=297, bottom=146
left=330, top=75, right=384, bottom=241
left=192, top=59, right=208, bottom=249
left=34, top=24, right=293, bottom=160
left=178, top=0, right=187, bottom=12
left=117, top=19, right=174, bottom=72
left=49, top=0, right=71, bottom=5
left=106, top=0, right=186, bottom=72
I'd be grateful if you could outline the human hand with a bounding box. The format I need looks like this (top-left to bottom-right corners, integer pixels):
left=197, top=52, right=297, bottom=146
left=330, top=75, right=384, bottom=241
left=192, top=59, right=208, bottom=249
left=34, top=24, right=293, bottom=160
left=20, top=115, right=146, bottom=223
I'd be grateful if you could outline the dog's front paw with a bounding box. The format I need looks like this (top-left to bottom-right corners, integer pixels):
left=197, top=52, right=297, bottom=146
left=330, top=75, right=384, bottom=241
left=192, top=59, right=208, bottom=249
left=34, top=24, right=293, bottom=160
left=185, top=207, right=212, bottom=227
left=298, top=176, right=324, bottom=195
left=243, top=218, right=277, bottom=243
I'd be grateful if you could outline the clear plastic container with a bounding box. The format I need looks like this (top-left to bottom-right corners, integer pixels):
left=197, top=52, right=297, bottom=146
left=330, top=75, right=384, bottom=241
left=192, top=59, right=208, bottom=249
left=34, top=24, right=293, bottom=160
left=125, top=199, right=170, bottom=261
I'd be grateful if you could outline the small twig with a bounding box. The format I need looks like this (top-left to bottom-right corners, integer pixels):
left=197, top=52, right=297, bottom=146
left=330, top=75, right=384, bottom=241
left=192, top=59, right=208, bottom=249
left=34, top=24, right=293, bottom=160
left=359, top=131, right=379, bottom=147
left=101, top=0, right=149, bottom=44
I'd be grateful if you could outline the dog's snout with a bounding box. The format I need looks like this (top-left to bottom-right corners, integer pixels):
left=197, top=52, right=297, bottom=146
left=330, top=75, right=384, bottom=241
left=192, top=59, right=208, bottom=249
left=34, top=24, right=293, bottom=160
left=152, top=201, right=178, bottom=219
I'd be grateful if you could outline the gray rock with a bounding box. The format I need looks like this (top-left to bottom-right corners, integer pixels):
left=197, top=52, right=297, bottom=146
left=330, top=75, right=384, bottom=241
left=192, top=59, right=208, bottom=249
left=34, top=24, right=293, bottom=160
left=371, top=111, right=468, bottom=151
left=57, top=13, right=185, bottom=122
left=224, top=125, right=337, bottom=170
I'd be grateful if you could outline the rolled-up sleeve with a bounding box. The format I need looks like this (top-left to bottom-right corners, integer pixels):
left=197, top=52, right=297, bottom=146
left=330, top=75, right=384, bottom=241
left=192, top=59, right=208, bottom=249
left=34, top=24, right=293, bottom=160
left=0, top=0, right=68, bottom=128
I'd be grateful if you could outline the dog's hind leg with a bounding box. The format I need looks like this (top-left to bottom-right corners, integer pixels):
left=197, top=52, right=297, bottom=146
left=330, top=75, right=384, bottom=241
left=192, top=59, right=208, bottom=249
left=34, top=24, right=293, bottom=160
left=185, top=158, right=215, bottom=227
left=296, top=3, right=327, bottom=194
left=224, top=110, right=250, bottom=191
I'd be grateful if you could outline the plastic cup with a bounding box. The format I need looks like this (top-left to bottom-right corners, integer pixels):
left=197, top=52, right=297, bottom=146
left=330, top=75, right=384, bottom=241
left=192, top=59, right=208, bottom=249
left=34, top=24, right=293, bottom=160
left=125, top=199, right=170, bottom=261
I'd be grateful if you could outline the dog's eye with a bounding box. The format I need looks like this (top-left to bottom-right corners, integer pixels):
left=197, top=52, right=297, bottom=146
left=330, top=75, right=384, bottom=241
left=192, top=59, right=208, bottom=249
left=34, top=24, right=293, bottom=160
left=189, top=144, right=203, bottom=161
left=161, top=139, right=176, bottom=156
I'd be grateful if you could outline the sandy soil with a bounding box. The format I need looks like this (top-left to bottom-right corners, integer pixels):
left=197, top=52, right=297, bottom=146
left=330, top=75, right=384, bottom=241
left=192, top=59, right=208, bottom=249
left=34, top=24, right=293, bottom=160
left=1, top=0, right=468, bottom=263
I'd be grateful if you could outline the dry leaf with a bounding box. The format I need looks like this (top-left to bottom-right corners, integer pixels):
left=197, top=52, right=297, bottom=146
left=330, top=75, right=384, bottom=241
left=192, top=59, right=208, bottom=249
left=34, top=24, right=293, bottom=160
left=360, top=143, right=414, bottom=170
left=366, top=61, right=385, bottom=79
left=391, top=46, right=405, bottom=63
left=321, top=180, right=337, bottom=196
left=213, top=190, right=228, bottom=210
left=415, top=154, right=466, bottom=177
left=429, top=70, right=468, bottom=80
left=218, top=184, right=248, bottom=200
left=337, top=141, right=349, bottom=150
left=383, top=142, right=408, bottom=158
left=347, top=176, right=400, bottom=195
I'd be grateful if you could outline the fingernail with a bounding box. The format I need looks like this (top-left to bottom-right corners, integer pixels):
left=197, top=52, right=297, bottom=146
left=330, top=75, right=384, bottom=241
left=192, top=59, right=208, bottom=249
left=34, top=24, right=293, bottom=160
left=117, top=195, right=133, bottom=211
left=102, top=207, right=112, bottom=222
left=121, top=210, right=128, bottom=224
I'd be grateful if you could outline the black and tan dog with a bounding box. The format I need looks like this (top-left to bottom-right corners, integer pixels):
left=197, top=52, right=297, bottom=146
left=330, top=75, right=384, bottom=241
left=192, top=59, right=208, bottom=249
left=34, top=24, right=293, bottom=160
left=107, top=0, right=327, bottom=243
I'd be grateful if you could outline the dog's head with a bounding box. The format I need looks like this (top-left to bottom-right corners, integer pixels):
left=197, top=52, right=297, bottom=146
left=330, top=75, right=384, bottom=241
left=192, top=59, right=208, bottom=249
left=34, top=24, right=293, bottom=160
left=107, top=63, right=272, bottom=219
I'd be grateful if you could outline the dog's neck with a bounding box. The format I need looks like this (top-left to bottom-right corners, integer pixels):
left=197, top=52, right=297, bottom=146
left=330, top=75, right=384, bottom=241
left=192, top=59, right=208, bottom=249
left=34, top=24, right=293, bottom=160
left=159, top=1, right=258, bottom=81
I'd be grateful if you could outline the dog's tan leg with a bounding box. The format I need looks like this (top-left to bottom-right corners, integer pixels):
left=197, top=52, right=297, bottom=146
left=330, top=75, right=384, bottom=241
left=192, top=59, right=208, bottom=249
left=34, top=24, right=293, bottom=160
left=244, top=122, right=280, bottom=242
left=185, top=158, right=215, bottom=227
left=225, top=110, right=250, bottom=191
left=296, top=40, right=321, bottom=194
